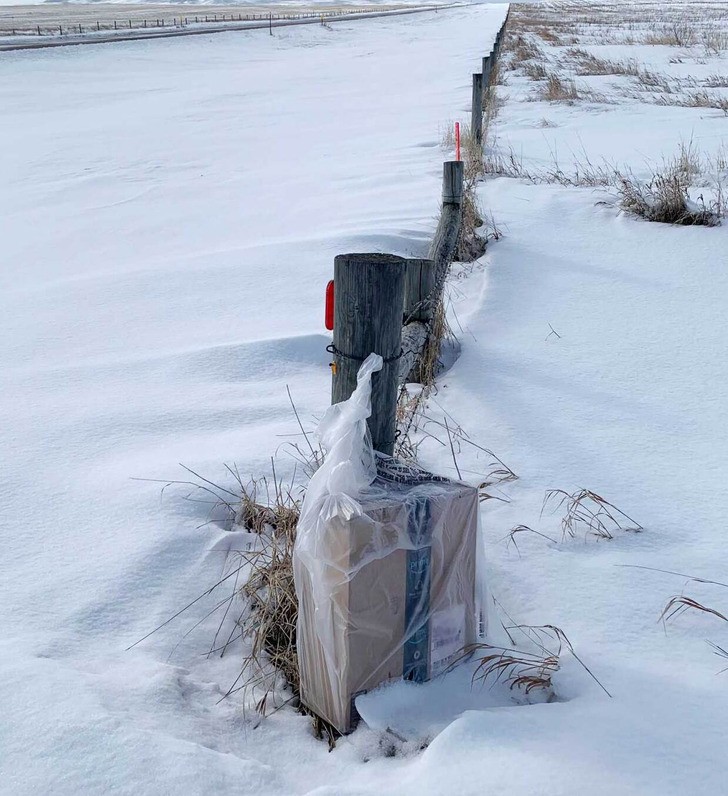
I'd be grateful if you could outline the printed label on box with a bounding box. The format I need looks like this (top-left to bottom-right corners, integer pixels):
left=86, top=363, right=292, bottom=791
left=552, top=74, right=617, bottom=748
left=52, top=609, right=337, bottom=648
left=430, top=603, right=466, bottom=677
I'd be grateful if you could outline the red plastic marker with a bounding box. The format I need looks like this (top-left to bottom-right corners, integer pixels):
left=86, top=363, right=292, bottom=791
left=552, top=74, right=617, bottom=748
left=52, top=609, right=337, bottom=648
left=325, top=279, right=335, bottom=331
left=455, top=121, right=461, bottom=161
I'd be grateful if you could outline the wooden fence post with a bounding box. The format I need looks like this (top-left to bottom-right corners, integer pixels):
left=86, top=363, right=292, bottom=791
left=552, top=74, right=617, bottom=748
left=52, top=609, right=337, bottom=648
left=331, top=253, right=406, bottom=455
left=400, top=258, right=435, bottom=383
left=482, top=54, right=492, bottom=93
left=471, top=73, right=483, bottom=145
left=403, top=258, right=436, bottom=323
left=430, top=160, right=464, bottom=292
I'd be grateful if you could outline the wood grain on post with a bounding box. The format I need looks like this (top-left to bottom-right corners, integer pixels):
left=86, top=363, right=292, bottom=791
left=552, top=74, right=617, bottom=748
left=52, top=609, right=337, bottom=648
left=471, top=73, right=483, bottom=145
left=403, top=258, right=436, bottom=324
left=332, top=253, right=406, bottom=455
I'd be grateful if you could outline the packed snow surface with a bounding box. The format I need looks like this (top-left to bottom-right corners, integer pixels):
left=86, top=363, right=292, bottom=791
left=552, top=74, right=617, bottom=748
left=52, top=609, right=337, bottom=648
left=3, top=1, right=728, bottom=794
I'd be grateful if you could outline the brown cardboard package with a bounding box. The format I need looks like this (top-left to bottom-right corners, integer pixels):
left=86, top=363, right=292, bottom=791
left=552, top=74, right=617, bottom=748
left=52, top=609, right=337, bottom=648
left=296, top=461, right=480, bottom=735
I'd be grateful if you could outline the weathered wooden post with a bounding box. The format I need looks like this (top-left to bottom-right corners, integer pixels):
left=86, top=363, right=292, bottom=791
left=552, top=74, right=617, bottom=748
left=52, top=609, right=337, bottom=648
left=471, top=73, right=483, bottom=145
left=430, top=160, right=464, bottom=292
left=482, top=54, right=492, bottom=91
left=403, top=258, right=436, bottom=323
left=331, top=254, right=406, bottom=455
left=400, top=258, right=436, bottom=384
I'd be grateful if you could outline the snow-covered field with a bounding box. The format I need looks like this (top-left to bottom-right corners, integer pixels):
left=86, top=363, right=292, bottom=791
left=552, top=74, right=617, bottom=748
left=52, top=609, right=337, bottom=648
left=3, top=1, right=728, bottom=794
left=1, top=5, right=509, bottom=794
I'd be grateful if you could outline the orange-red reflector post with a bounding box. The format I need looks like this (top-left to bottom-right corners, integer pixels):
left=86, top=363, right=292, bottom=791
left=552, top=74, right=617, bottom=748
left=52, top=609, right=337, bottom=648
left=455, top=121, right=461, bottom=161
left=325, top=279, right=335, bottom=330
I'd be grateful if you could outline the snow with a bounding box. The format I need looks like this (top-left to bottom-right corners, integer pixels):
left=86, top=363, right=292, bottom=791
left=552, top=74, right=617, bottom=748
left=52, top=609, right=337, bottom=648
left=1, top=5, right=510, bottom=794
left=4, top=1, right=728, bottom=793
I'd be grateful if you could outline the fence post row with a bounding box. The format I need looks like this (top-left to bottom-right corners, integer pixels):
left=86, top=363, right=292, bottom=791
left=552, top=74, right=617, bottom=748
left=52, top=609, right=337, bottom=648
left=329, top=13, right=509, bottom=444
left=21, top=4, right=397, bottom=40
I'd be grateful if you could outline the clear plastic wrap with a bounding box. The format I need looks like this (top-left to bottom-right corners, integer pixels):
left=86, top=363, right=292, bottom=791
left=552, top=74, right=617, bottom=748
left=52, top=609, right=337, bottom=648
left=294, top=354, right=483, bottom=734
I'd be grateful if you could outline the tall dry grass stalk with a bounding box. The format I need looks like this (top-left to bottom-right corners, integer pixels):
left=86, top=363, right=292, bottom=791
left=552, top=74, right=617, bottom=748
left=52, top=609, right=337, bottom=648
left=543, top=488, right=642, bottom=541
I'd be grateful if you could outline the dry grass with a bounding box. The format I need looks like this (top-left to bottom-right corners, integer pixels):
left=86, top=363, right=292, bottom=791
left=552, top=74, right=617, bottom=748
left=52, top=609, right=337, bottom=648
left=704, top=73, right=728, bottom=88
left=543, top=488, right=642, bottom=541
left=535, top=73, right=609, bottom=105
left=660, top=594, right=728, bottom=625
left=703, top=28, right=728, bottom=54
left=415, top=298, right=451, bottom=388
left=653, top=89, right=728, bottom=114
left=466, top=643, right=560, bottom=694
left=532, top=24, right=569, bottom=46
left=234, top=478, right=301, bottom=705
left=616, top=168, right=722, bottom=226
left=483, top=129, right=726, bottom=225
left=506, top=32, right=545, bottom=64
left=523, top=61, right=548, bottom=81
left=440, top=123, right=456, bottom=152
left=127, top=463, right=306, bottom=719
left=483, top=133, right=613, bottom=188
left=460, top=618, right=611, bottom=699
left=708, top=641, right=728, bottom=673
left=504, top=524, right=558, bottom=555
left=644, top=21, right=697, bottom=47
left=395, top=398, right=518, bottom=490
left=460, top=125, right=483, bottom=181
left=541, top=73, right=581, bottom=102
left=455, top=177, right=487, bottom=262
left=567, top=48, right=640, bottom=76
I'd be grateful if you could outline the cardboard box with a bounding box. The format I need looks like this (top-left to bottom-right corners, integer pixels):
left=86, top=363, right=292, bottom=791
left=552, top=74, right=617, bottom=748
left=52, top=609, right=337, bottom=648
left=296, top=459, right=480, bottom=734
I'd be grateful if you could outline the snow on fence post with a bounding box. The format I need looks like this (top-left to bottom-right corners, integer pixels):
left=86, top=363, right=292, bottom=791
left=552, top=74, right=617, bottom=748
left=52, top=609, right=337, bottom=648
left=331, top=254, right=406, bottom=455
left=471, top=72, right=483, bottom=145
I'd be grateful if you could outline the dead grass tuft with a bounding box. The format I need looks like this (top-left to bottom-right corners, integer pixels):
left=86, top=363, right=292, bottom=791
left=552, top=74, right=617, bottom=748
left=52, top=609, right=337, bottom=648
left=704, top=73, right=728, bottom=88
left=659, top=595, right=728, bottom=625
left=235, top=478, right=301, bottom=704
left=644, top=22, right=697, bottom=47
left=616, top=168, right=721, bottom=226
left=506, top=33, right=545, bottom=63
left=466, top=643, right=560, bottom=694
left=459, top=620, right=611, bottom=698
left=702, top=29, right=728, bottom=54
left=455, top=178, right=488, bottom=262
left=543, top=488, right=642, bottom=541
left=656, top=89, right=728, bottom=114
left=532, top=24, right=564, bottom=46
left=540, top=73, right=581, bottom=103
left=567, top=48, right=641, bottom=77
left=523, top=61, right=548, bottom=81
